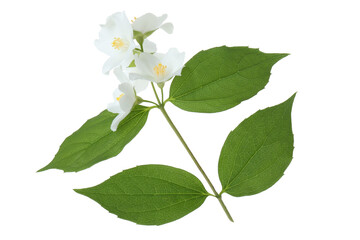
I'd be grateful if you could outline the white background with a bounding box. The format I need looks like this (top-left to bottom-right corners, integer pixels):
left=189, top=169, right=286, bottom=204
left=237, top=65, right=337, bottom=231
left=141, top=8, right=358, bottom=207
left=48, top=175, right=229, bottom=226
left=1, top=0, right=359, bottom=239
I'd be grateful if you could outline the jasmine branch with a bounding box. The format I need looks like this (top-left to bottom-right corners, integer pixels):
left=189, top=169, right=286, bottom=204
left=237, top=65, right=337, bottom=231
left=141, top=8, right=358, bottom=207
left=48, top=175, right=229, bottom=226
left=152, top=86, right=234, bottom=222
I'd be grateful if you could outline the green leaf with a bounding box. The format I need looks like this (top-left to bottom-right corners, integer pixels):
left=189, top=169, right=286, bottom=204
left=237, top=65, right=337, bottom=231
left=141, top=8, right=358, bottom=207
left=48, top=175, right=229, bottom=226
left=74, top=165, right=209, bottom=225
left=169, top=46, right=288, bottom=113
left=218, top=94, right=296, bottom=197
left=38, top=105, right=150, bottom=172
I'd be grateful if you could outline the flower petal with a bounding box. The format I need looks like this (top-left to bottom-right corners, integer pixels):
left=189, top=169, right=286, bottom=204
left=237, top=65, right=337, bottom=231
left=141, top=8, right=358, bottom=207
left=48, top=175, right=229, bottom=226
left=102, top=12, right=133, bottom=41
left=132, top=13, right=167, bottom=34
left=114, top=67, right=149, bottom=92
left=95, top=12, right=134, bottom=56
left=118, top=83, right=136, bottom=112
left=107, top=102, right=121, bottom=114
left=143, top=39, right=157, bottom=53
left=102, top=48, right=134, bottom=74
left=118, top=82, right=136, bottom=101
left=160, top=22, right=174, bottom=34
left=112, top=88, right=122, bottom=99
left=118, top=82, right=134, bottom=96
left=111, top=12, right=133, bottom=40
left=129, top=73, right=153, bottom=82
left=161, top=48, right=185, bottom=77
left=103, top=55, right=123, bottom=74
left=119, top=95, right=135, bottom=112
left=133, top=80, right=149, bottom=92
left=110, top=112, right=129, bottom=132
left=114, top=67, right=130, bottom=83
left=135, top=52, right=160, bottom=78
left=94, top=38, right=113, bottom=56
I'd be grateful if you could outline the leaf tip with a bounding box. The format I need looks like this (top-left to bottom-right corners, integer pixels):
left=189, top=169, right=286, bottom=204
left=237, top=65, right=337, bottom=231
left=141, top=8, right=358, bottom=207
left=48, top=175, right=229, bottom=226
left=37, top=163, right=71, bottom=173
left=275, top=53, right=290, bottom=62
left=287, top=92, right=297, bottom=104
left=73, top=188, right=85, bottom=195
left=37, top=164, right=51, bottom=173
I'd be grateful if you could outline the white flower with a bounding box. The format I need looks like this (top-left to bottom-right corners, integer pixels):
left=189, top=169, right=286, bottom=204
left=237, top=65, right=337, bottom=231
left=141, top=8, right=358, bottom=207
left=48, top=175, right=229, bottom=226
left=132, top=13, right=174, bottom=35
left=130, top=48, right=185, bottom=83
left=107, top=83, right=136, bottom=131
left=95, top=12, right=136, bottom=74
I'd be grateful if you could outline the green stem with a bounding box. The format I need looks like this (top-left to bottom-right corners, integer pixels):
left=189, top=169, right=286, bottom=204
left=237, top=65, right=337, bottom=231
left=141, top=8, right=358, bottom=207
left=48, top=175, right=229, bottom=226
left=161, top=87, right=164, bottom=103
left=138, top=40, right=231, bottom=221
left=141, top=99, right=159, bottom=106
left=151, top=82, right=161, bottom=104
left=158, top=105, right=234, bottom=222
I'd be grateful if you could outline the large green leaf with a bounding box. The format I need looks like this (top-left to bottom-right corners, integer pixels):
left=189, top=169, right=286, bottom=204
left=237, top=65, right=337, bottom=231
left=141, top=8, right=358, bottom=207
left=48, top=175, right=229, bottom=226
left=219, top=94, right=296, bottom=197
left=169, top=46, right=288, bottom=113
left=74, top=165, right=209, bottom=225
left=38, top=105, right=150, bottom=172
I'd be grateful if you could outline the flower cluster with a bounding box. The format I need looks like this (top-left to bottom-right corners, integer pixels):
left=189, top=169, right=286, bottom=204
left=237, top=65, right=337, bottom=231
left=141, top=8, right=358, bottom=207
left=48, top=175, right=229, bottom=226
left=95, top=12, right=185, bottom=131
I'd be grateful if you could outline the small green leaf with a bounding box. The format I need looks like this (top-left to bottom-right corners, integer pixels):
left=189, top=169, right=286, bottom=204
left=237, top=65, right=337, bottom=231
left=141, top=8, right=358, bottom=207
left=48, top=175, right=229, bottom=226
left=144, top=29, right=156, bottom=38
left=219, top=94, right=296, bottom=197
left=133, top=30, right=144, bottom=46
left=128, top=59, right=136, bottom=67
left=75, top=165, right=209, bottom=225
left=169, top=46, right=288, bottom=113
left=38, top=105, right=150, bottom=172
left=133, top=30, right=156, bottom=47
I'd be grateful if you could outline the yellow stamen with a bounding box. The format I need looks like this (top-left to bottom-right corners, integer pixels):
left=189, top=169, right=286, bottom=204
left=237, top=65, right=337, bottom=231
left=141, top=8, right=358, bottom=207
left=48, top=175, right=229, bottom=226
left=154, top=63, right=167, bottom=76
left=131, top=17, right=137, bottom=23
left=112, top=37, right=125, bottom=50
left=116, top=93, right=125, bottom=101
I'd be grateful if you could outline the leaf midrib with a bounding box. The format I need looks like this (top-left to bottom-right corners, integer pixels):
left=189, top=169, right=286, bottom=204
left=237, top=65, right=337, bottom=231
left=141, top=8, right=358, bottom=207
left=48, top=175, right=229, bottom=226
left=170, top=52, right=215, bottom=97
left=225, top=141, right=285, bottom=192
left=100, top=195, right=206, bottom=214
left=115, top=175, right=208, bottom=195
left=86, top=192, right=204, bottom=196
left=224, top=105, right=290, bottom=191
left=172, top=53, right=280, bottom=100
left=53, top=109, right=148, bottom=171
